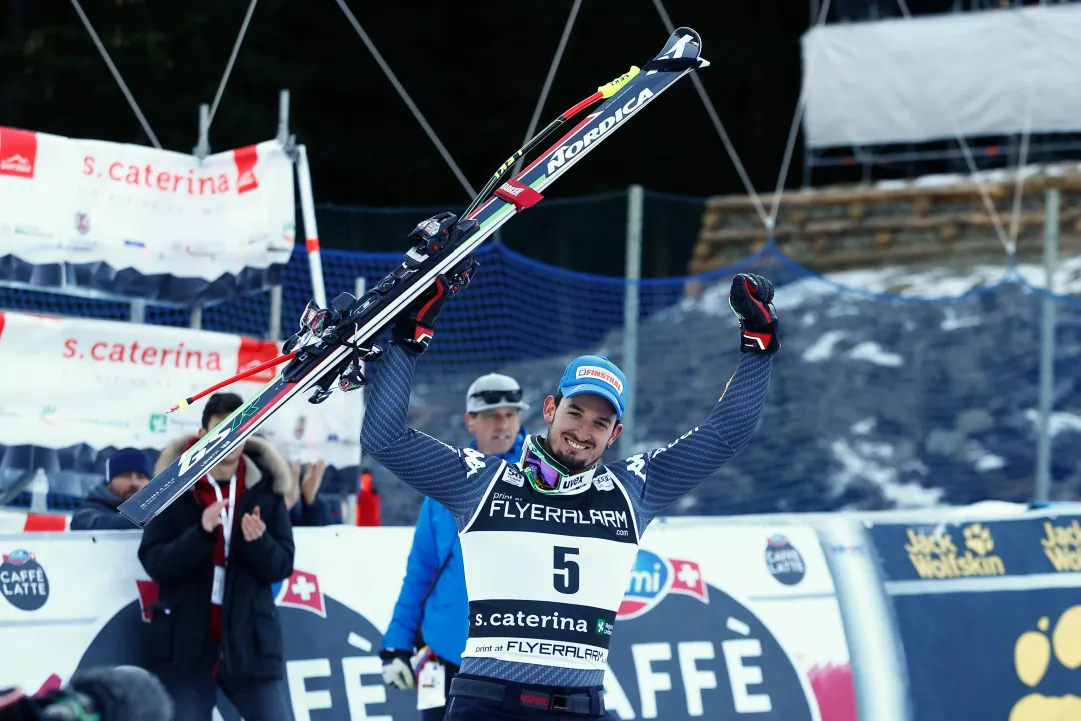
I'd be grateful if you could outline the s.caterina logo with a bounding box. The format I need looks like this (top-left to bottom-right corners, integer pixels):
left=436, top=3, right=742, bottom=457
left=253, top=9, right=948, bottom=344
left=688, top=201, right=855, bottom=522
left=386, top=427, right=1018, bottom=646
left=546, top=88, right=655, bottom=177
left=903, top=523, right=1005, bottom=579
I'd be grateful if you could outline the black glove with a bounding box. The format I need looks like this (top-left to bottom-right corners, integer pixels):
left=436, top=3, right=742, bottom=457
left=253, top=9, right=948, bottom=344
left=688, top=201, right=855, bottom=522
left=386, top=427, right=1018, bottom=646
left=729, top=273, right=779, bottom=355
left=391, top=212, right=480, bottom=354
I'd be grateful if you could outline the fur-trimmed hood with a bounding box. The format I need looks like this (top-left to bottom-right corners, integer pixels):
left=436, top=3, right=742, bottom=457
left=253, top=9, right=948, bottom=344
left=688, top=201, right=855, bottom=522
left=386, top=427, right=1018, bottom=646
left=154, top=435, right=293, bottom=496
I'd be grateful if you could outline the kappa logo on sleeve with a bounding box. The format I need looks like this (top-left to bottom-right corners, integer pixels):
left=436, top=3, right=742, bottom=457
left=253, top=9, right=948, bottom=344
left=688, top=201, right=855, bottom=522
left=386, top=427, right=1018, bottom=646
left=463, top=447, right=486, bottom=478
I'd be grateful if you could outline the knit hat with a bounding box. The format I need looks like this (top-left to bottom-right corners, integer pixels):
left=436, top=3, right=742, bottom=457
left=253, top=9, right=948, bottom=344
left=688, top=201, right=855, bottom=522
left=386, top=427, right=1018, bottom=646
left=106, top=448, right=152, bottom=482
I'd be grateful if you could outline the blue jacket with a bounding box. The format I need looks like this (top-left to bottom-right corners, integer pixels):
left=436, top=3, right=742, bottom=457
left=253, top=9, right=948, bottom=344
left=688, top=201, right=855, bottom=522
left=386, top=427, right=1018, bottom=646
left=381, top=428, right=526, bottom=664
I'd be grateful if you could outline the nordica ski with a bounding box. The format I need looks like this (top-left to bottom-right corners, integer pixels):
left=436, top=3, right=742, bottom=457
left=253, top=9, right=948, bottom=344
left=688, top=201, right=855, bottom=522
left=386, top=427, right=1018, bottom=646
left=119, top=27, right=709, bottom=526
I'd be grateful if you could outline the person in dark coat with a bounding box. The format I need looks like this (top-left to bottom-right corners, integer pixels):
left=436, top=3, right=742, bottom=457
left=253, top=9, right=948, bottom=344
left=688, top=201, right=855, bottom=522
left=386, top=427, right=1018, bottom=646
left=138, top=392, right=296, bottom=721
left=71, top=447, right=151, bottom=530
left=286, top=458, right=332, bottom=527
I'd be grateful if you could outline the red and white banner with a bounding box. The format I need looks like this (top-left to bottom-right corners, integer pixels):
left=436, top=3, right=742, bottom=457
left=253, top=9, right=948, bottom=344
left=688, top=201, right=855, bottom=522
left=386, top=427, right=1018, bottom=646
left=0, top=127, right=295, bottom=280
left=0, top=311, right=360, bottom=467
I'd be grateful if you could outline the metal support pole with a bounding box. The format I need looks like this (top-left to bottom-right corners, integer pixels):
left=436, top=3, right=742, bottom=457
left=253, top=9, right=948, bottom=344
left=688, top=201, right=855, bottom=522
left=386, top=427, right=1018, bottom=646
left=194, top=103, right=211, bottom=160
left=296, top=145, right=328, bottom=308
left=129, top=299, right=145, bottom=324
left=621, top=185, right=644, bottom=454
left=1035, top=188, right=1059, bottom=503
left=268, top=285, right=283, bottom=341
left=350, top=276, right=367, bottom=527
left=277, top=90, right=290, bottom=145
left=190, top=305, right=203, bottom=330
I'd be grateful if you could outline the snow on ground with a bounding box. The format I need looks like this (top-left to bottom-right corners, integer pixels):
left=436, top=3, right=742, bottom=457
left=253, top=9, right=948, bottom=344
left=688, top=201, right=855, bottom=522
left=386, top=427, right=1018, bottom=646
left=1023, top=409, right=1081, bottom=438
left=830, top=438, right=945, bottom=508
left=848, top=342, right=903, bottom=367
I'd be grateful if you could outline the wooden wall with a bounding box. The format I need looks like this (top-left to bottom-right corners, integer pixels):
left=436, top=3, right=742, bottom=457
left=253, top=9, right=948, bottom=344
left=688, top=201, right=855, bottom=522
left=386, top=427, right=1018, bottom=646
left=690, top=175, right=1081, bottom=274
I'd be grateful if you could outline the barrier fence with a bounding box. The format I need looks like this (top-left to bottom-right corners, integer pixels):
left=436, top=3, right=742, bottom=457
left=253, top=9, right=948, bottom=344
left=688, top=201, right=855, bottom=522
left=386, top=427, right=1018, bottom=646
left=4, top=188, right=1081, bottom=523
left=0, top=501, right=1076, bottom=720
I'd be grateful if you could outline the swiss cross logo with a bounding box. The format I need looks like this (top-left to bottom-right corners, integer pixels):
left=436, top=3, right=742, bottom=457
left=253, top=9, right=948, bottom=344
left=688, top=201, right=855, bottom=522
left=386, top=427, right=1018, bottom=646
left=233, top=145, right=260, bottom=194
left=275, top=569, right=326, bottom=617
left=236, top=337, right=279, bottom=382
left=0, top=127, right=37, bottom=179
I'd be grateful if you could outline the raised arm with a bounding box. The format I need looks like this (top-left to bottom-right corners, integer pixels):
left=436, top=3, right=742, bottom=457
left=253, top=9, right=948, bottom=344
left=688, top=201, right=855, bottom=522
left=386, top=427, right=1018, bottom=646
left=633, top=353, right=773, bottom=520
left=621, top=273, right=780, bottom=524
left=360, top=238, right=489, bottom=522
left=361, top=344, right=489, bottom=521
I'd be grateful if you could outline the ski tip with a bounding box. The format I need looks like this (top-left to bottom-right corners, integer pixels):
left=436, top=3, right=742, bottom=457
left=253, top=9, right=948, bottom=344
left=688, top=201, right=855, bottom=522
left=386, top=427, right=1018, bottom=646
left=598, top=66, right=640, bottom=98
left=670, top=26, right=703, bottom=48
left=167, top=398, right=191, bottom=415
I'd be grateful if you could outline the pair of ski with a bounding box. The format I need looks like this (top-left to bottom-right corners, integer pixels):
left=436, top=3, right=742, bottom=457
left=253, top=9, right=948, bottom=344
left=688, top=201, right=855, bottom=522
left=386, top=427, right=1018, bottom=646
left=119, top=27, right=710, bottom=526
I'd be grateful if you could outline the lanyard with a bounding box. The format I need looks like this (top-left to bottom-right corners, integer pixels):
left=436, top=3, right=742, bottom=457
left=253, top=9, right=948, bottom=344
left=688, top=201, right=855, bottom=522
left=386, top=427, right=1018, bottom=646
left=208, top=475, right=237, bottom=562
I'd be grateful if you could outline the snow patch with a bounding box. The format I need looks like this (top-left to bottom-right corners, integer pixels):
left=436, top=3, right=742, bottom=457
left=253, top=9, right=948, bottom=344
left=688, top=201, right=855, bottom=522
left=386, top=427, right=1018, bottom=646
left=850, top=417, right=876, bottom=435
left=830, top=438, right=945, bottom=508
left=848, top=342, right=903, bottom=367
left=803, top=331, right=847, bottom=362
left=941, top=307, right=985, bottom=332
left=1024, top=409, right=1081, bottom=438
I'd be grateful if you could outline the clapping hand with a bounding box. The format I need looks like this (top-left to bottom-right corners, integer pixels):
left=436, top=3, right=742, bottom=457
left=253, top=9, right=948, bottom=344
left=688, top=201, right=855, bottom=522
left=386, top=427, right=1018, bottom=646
left=241, top=506, right=266, bottom=542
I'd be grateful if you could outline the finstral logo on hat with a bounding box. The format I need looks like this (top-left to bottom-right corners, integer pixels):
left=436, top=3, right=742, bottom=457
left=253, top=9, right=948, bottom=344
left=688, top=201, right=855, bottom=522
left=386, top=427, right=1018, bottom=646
left=575, top=366, right=624, bottom=394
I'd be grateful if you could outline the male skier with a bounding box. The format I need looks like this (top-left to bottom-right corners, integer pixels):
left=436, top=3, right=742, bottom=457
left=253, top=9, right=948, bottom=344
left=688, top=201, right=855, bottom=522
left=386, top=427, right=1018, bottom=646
left=361, top=212, right=779, bottom=721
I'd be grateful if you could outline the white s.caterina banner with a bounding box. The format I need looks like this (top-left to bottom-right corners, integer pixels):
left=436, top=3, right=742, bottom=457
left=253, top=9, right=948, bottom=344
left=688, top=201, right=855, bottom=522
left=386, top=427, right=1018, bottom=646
left=0, top=125, right=294, bottom=283
left=0, top=311, right=360, bottom=468
left=0, top=523, right=857, bottom=721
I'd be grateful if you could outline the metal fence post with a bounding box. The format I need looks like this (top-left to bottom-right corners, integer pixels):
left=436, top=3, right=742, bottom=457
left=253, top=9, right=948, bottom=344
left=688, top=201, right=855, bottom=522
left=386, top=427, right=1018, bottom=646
left=349, top=276, right=367, bottom=527
left=1035, top=188, right=1059, bottom=503
left=268, top=285, right=283, bottom=341
left=621, top=185, right=644, bottom=454
left=194, top=103, right=210, bottom=160
left=129, top=299, right=145, bottom=324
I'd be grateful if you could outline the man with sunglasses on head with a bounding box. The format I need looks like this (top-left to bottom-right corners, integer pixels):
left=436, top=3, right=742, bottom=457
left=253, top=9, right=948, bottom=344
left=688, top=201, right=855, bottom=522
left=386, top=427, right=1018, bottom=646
left=361, top=224, right=778, bottom=720
left=380, top=373, right=529, bottom=720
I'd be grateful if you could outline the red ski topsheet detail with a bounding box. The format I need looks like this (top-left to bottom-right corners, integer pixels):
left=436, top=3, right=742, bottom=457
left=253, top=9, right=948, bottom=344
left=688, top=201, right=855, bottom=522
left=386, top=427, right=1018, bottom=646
left=239, top=383, right=295, bottom=434
left=0, top=127, right=37, bottom=179
left=233, top=145, right=260, bottom=195
left=494, top=179, right=543, bottom=212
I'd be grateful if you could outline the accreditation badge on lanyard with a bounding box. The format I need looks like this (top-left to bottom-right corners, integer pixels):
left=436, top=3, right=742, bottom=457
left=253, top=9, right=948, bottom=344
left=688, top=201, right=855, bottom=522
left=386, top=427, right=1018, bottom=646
left=209, top=476, right=237, bottom=607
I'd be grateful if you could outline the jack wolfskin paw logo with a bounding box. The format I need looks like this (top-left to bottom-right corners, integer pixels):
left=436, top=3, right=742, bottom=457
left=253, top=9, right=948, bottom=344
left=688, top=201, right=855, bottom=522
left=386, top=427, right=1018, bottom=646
left=1011, top=607, right=1081, bottom=721
left=963, top=523, right=995, bottom=556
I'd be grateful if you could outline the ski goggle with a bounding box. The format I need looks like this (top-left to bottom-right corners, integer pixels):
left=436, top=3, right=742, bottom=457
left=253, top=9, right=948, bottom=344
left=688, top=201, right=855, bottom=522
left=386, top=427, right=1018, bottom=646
left=470, top=388, right=523, bottom=405
left=521, top=436, right=574, bottom=493
left=523, top=452, right=562, bottom=492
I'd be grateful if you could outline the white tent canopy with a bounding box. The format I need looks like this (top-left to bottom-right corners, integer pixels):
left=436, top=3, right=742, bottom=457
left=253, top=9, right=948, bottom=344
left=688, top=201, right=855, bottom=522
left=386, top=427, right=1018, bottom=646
left=800, top=3, right=1081, bottom=149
